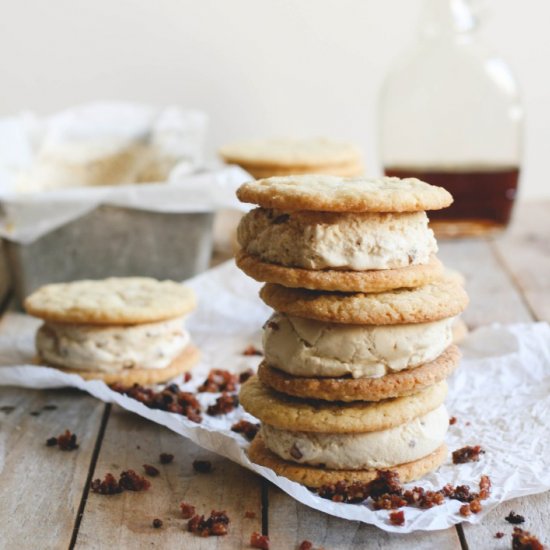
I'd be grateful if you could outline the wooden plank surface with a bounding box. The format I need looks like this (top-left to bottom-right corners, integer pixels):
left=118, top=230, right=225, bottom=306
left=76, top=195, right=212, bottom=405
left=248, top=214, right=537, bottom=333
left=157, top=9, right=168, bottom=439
left=0, top=387, right=105, bottom=550
left=74, top=405, right=263, bottom=549
left=267, top=485, right=461, bottom=549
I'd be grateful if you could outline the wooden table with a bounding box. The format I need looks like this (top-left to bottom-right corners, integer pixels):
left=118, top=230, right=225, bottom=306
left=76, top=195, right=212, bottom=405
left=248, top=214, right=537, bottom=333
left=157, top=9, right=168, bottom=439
left=0, top=201, right=548, bottom=550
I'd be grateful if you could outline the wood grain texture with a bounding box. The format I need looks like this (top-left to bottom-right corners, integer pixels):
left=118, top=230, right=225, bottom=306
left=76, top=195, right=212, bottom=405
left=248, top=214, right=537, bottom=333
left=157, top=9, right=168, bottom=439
left=74, top=405, right=262, bottom=549
left=0, top=387, right=104, bottom=550
left=437, top=239, right=532, bottom=327
left=267, top=485, right=461, bottom=549
left=492, top=201, right=550, bottom=322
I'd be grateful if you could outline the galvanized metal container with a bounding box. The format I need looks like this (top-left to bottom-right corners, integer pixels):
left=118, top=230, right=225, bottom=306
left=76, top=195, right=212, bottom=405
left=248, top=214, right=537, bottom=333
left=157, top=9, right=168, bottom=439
left=4, top=205, right=214, bottom=308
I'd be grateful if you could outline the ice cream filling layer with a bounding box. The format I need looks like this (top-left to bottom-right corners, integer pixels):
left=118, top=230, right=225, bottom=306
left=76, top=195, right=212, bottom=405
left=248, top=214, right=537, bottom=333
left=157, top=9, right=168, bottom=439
left=263, top=313, right=454, bottom=378
left=37, top=316, right=190, bottom=373
left=262, top=405, right=448, bottom=470
left=238, top=208, right=438, bottom=270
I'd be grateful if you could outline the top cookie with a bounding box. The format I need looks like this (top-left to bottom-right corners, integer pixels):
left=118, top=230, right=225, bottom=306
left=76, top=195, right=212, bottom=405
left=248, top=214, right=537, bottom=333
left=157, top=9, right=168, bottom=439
left=24, top=277, right=196, bottom=325
left=236, top=175, right=453, bottom=213
left=220, top=137, right=362, bottom=169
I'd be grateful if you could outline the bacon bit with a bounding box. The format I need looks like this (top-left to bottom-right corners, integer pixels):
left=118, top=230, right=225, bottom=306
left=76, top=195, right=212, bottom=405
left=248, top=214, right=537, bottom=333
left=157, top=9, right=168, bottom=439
left=152, top=518, right=163, bottom=528
left=91, top=473, right=123, bottom=495
left=389, top=510, right=405, bottom=526
left=143, top=464, right=160, bottom=477
left=159, top=452, right=174, bottom=464
left=290, top=443, right=303, bottom=460
left=193, top=459, right=213, bottom=473
left=402, top=488, right=445, bottom=509
left=184, top=372, right=192, bottom=383
left=250, top=531, right=270, bottom=549
left=459, top=504, right=472, bottom=517
left=449, top=416, right=457, bottom=425
left=111, top=382, right=202, bottom=423
left=452, top=445, right=485, bottom=464
left=198, top=369, right=238, bottom=393
left=505, top=511, right=526, bottom=524
left=298, top=541, right=313, bottom=550
left=243, top=345, right=263, bottom=357
left=512, top=527, right=545, bottom=550
left=244, top=511, right=256, bottom=519
left=479, top=474, right=492, bottom=499
left=207, top=392, right=239, bottom=416
left=239, top=369, right=255, bottom=384
left=231, top=420, right=260, bottom=441
left=180, top=502, right=196, bottom=519
left=266, top=320, right=279, bottom=331
left=46, top=430, right=79, bottom=451
left=372, top=493, right=407, bottom=510
left=495, top=532, right=504, bottom=539
left=188, top=510, right=230, bottom=537
left=469, top=499, right=482, bottom=514
left=119, top=470, right=151, bottom=491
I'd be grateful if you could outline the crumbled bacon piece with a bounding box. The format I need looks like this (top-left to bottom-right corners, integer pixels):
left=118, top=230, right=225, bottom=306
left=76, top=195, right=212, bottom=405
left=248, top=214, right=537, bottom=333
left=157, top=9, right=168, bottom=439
left=512, top=527, right=544, bottom=550
left=90, top=473, right=123, bottom=495
left=111, top=383, right=202, bottom=423
left=452, top=445, right=485, bottom=464
left=207, top=392, right=239, bottom=416
left=239, top=369, right=254, bottom=384
left=231, top=420, right=260, bottom=441
left=243, top=345, right=263, bottom=356
left=469, top=499, right=482, bottom=514
left=372, top=493, right=407, bottom=510
left=152, top=518, right=163, bottom=528
left=193, top=459, right=212, bottom=473
left=183, top=372, right=192, bottom=383
left=367, top=470, right=403, bottom=497
left=244, top=510, right=256, bottom=519
left=250, top=532, right=270, bottom=549
left=459, top=504, right=471, bottom=517
left=479, top=475, right=492, bottom=499
left=505, top=511, right=526, bottom=524
left=495, top=532, right=505, bottom=539
left=46, top=430, right=79, bottom=451
left=143, top=464, right=160, bottom=477
left=389, top=510, right=405, bottom=526
left=180, top=502, right=196, bottom=519
left=318, top=480, right=371, bottom=504
left=265, top=320, right=279, bottom=331
left=188, top=510, right=230, bottom=537
left=402, top=488, right=445, bottom=509
left=198, top=369, right=238, bottom=393
left=119, top=469, right=151, bottom=491
left=159, top=453, right=174, bottom=464
left=298, top=541, right=313, bottom=550
left=449, top=416, right=457, bottom=425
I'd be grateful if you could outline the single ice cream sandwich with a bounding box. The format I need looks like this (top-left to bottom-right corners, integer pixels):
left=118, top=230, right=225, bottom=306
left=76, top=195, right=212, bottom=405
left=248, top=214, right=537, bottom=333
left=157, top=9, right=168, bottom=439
left=25, top=277, right=198, bottom=384
left=240, top=377, right=449, bottom=487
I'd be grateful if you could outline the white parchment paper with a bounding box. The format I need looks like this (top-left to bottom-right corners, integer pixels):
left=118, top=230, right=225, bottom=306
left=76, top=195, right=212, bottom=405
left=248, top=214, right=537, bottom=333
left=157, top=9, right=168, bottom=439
left=0, top=261, right=549, bottom=533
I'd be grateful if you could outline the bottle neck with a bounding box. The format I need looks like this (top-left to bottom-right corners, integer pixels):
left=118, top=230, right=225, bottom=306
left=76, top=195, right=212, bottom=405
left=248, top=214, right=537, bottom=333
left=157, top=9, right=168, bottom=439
left=420, top=0, right=477, bottom=38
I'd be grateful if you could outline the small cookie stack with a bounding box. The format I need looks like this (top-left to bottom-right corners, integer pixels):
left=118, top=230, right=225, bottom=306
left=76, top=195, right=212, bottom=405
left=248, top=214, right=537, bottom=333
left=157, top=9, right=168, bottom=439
left=219, top=137, right=364, bottom=178
left=236, top=175, right=468, bottom=487
left=25, top=277, right=199, bottom=385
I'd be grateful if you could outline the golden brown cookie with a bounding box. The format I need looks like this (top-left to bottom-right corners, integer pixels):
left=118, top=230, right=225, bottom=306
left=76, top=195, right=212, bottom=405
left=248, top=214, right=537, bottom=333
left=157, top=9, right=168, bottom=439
left=237, top=250, right=444, bottom=293
left=241, top=161, right=364, bottom=179
left=42, top=345, right=200, bottom=385
left=248, top=435, right=447, bottom=488
left=236, top=175, right=452, bottom=213
left=258, top=345, right=460, bottom=402
left=24, top=277, right=196, bottom=325
left=239, top=377, right=447, bottom=433
left=259, top=279, right=468, bottom=325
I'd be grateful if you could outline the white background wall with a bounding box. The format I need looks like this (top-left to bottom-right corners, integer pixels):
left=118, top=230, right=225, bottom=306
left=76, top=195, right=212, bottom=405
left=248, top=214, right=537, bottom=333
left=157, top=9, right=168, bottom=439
left=1, top=0, right=548, bottom=198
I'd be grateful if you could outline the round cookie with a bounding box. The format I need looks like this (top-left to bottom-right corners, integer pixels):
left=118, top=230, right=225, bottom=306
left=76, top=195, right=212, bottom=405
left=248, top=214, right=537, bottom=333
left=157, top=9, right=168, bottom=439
left=220, top=137, right=362, bottom=169
left=41, top=345, right=200, bottom=385
left=236, top=175, right=452, bottom=213
left=239, top=377, right=447, bottom=433
left=248, top=435, right=447, bottom=488
left=259, top=279, right=468, bottom=325
left=237, top=250, right=444, bottom=293
left=258, top=345, right=460, bottom=402
left=24, top=277, right=196, bottom=325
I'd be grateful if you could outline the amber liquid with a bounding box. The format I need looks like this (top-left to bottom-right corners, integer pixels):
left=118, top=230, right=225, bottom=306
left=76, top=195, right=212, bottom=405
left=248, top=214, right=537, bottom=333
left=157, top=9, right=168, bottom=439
left=384, top=166, right=520, bottom=237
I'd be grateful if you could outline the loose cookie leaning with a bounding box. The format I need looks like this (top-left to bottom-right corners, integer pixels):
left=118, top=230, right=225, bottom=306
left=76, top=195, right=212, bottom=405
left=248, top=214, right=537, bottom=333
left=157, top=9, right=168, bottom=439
left=25, top=277, right=199, bottom=384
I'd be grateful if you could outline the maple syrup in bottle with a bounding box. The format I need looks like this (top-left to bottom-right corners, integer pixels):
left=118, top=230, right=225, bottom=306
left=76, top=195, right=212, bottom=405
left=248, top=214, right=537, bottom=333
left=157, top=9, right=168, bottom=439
left=379, top=0, right=523, bottom=237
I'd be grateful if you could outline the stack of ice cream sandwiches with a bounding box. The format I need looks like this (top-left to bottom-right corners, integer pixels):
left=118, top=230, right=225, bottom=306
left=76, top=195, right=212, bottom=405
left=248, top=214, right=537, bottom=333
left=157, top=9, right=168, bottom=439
left=236, top=175, right=468, bottom=487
